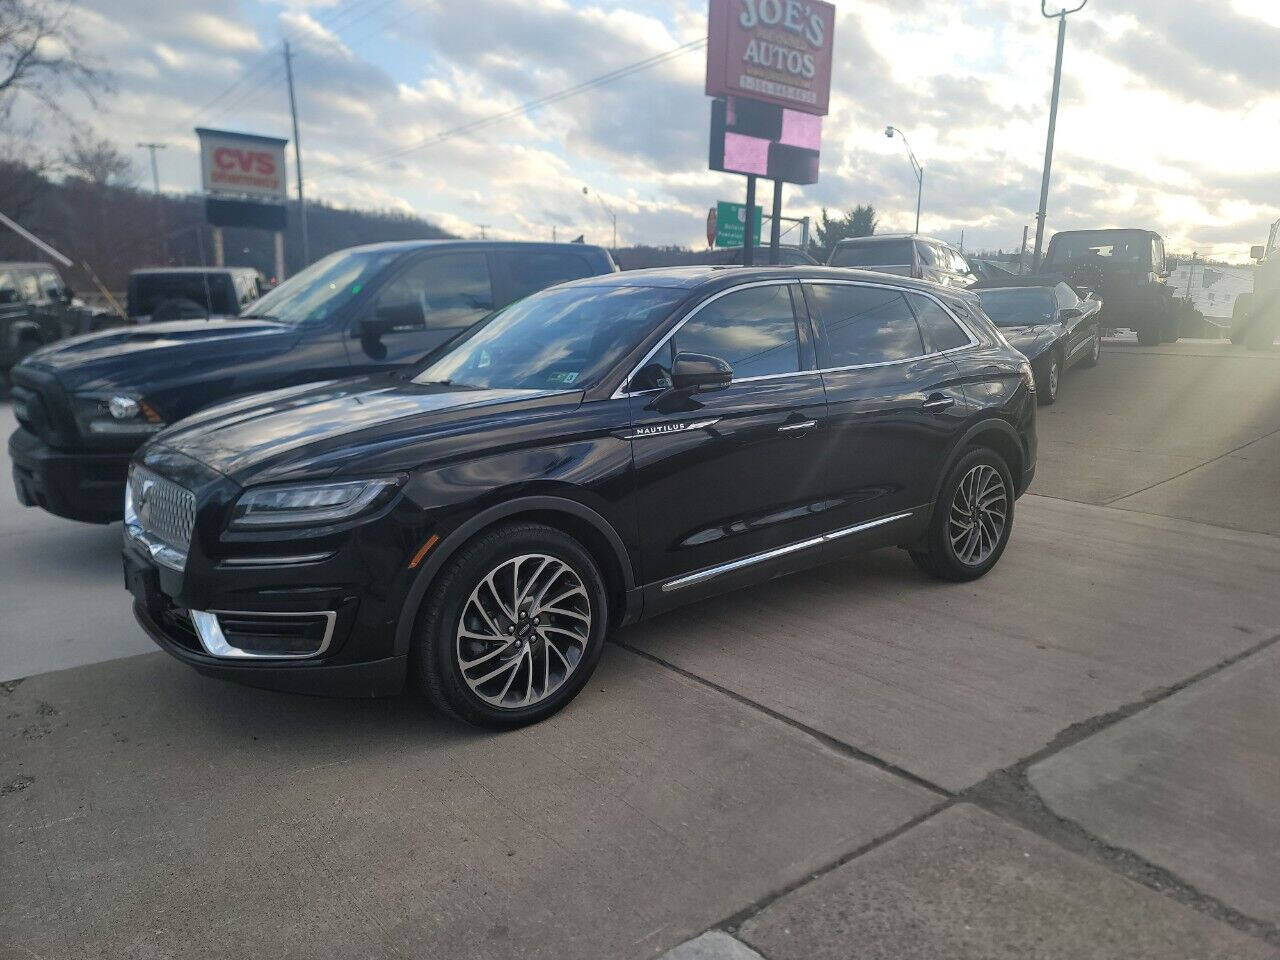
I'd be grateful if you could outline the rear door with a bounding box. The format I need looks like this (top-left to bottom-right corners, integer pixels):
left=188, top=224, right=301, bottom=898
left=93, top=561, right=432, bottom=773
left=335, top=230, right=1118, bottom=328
left=626, top=280, right=830, bottom=599
left=805, top=280, right=970, bottom=531
left=347, top=250, right=495, bottom=370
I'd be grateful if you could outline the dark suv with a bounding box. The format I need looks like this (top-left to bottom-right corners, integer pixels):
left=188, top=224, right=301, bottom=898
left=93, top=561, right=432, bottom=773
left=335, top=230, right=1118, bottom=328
left=1039, top=228, right=1174, bottom=345
left=1, top=261, right=98, bottom=382
left=123, top=266, right=1036, bottom=726
left=9, top=240, right=616, bottom=523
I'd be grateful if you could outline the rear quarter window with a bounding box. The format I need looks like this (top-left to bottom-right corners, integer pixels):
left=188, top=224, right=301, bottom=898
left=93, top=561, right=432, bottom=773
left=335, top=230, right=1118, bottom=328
left=908, top=294, right=972, bottom=352
left=500, top=251, right=594, bottom=300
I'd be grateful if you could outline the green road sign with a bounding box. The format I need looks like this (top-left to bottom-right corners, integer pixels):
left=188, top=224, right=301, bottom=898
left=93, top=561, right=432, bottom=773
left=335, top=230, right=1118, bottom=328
left=715, top=200, right=762, bottom=248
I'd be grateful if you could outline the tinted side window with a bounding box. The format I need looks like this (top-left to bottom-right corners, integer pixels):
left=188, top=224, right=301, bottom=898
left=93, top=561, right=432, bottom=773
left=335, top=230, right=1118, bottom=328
left=375, top=253, right=493, bottom=330
left=18, top=272, right=39, bottom=301
left=37, top=270, right=61, bottom=298
left=1151, top=238, right=1165, bottom=274
left=809, top=283, right=924, bottom=366
left=908, top=294, right=970, bottom=352
left=915, top=241, right=937, bottom=267
left=500, top=251, right=593, bottom=300
left=673, top=284, right=801, bottom=380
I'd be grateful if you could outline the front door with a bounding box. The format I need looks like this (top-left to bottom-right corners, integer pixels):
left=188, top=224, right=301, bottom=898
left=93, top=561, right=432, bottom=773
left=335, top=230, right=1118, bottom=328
left=627, top=281, right=831, bottom=604
left=347, top=251, right=495, bottom=371
left=805, top=281, right=969, bottom=533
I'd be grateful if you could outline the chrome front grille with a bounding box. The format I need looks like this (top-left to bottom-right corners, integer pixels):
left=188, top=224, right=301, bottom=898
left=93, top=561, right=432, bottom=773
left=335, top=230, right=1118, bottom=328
left=125, top=466, right=195, bottom=570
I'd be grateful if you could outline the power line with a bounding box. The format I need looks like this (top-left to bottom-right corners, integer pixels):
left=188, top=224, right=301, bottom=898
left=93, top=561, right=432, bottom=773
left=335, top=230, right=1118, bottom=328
left=329, top=37, right=706, bottom=176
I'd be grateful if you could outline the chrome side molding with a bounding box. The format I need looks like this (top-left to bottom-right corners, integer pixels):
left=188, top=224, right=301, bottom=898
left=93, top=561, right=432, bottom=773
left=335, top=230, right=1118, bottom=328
left=661, top=510, right=917, bottom=592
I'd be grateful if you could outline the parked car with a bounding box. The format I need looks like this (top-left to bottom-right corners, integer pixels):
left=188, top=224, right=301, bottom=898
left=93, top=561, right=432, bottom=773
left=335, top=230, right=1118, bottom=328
left=1037, top=228, right=1174, bottom=345
left=122, top=265, right=1036, bottom=726
left=977, top=282, right=1103, bottom=404
left=9, top=240, right=617, bottom=523
left=1, top=261, right=113, bottom=384
left=127, top=267, right=266, bottom=323
left=1230, top=222, right=1280, bottom=350
left=970, top=258, right=1020, bottom=285
left=827, top=234, right=977, bottom=288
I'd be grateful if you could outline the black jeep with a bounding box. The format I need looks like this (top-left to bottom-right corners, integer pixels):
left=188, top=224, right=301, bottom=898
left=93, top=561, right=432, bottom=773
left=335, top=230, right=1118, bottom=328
left=1039, top=229, right=1176, bottom=345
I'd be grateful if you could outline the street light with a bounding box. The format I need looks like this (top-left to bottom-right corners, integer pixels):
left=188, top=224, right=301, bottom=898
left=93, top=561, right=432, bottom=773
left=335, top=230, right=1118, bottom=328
left=582, top=186, right=618, bottom=251
left=1031, top=0, right=1089, bottom=271
left=885, top=125, right=923, bottom=235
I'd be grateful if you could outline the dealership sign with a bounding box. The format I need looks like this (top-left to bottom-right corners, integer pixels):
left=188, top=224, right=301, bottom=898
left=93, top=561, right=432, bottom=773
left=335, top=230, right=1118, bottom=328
left=196, top=128, right=289, bottom=200
left=705, top=0, right=837, bottom=116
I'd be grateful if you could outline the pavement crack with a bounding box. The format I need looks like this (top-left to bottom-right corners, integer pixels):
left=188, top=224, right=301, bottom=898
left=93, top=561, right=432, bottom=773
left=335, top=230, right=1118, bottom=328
left=1103, top=424, right=1280, bottom=506
left=960, top=630, right=1280, bottom=948
left=611, top=639, right=951, bottom=799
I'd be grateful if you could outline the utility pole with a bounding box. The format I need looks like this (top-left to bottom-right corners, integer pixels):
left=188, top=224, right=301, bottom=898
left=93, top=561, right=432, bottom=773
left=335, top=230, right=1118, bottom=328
left=582, top=187, right=618, bottom=251
left=1032, top=0, right=1089, bottom=271
left=477, top=224, right=488, bottom=239
left=136, top=142, right=168, bottom=262
left=283, top=41, right=309, bottom=267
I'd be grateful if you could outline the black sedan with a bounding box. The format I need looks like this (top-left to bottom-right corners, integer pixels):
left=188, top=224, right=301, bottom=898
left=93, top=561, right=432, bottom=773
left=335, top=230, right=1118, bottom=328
left=977, top=283, right=1102, bottom=404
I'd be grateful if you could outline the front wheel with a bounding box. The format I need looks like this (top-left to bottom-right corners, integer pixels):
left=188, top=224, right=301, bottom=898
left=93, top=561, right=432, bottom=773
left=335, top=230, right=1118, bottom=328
left=1079, top=327, right=1101, bottom=368
left=412, top=522, right=609, bottom=728
left=1035, top=352, right=1061, bottom=405
left=909, top=447, right=1015, bottom=582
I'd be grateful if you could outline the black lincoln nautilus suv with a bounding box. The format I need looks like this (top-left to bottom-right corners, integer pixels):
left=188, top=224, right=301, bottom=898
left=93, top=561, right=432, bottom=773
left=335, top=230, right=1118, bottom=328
left=123, top=266, right=1036, bottom=727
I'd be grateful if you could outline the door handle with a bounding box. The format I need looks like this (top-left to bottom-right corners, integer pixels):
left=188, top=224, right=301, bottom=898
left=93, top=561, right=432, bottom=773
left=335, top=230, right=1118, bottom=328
left=778, top=419, right=818, bottom=433
left=921, top=395, right=955, bottom=412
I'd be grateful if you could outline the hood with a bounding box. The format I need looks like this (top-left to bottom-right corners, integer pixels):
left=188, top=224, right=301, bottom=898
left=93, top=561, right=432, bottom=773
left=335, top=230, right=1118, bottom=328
left=20, top=319, right=297, bottom=393
left=999, top=324, right=1058, bottom=359
left=148, top=376, right=581, bottom=483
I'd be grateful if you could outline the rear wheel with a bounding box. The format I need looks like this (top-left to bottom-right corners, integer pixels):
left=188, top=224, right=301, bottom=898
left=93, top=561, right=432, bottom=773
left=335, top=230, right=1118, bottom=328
left=1230, top=293, right=1253, bottom=346
left=908, top=447, right=1015, bottom=582
left=412, top=522, right=609, bottom=728
left=1136, top=324, right=1161, bottom=346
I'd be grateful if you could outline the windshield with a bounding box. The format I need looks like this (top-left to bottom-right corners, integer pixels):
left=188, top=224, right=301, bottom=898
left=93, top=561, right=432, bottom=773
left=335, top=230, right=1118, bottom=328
left=414, top=284, right=681, bottom=391
left=240, top=248, right=401, bottom=325
left=129, top=273, right=236, bottom=318
left=977, top=288, right=1056, bottom=327
left=830, top=239, right=914, bottom=267
left=1045, top=232, right=1146, bottom=267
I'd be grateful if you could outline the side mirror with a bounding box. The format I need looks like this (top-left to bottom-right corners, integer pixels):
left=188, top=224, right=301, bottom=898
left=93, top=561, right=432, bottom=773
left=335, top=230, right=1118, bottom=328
left=1251, top=245, right=1265, bottom=262
left=671, top=352, right=732, bottom=393
left=361, top=301, right=423, bottom=337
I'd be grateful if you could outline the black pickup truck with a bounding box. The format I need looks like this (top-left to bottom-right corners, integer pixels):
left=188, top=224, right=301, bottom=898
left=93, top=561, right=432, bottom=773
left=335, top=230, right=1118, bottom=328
left=9, top=240, right=617, bottom=522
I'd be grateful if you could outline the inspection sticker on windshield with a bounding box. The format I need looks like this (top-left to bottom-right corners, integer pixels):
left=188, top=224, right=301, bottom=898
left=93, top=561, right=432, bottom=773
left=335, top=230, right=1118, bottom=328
left=548, top=371, right=579, bottom=384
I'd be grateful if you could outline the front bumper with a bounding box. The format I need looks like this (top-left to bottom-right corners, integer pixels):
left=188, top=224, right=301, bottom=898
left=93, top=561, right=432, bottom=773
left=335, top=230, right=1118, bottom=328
left=9, top=427, right=130, bottom=523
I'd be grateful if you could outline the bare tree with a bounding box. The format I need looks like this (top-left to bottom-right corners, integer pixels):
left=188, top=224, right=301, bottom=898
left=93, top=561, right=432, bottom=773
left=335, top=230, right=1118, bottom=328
left=61, top=131, right=134, bottom=186
left=0, top=0, right=110, bottom=125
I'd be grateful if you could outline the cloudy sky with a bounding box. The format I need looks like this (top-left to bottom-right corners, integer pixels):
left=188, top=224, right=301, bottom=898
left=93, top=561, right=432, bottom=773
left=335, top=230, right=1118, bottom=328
left=22, top=0, right=1280, bottom=259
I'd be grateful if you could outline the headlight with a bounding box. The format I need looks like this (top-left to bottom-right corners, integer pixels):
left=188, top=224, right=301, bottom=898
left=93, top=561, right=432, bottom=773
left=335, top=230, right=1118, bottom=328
left=74, top=393, right=166, bottom=436
left=229, top=477, right=404, bottom=529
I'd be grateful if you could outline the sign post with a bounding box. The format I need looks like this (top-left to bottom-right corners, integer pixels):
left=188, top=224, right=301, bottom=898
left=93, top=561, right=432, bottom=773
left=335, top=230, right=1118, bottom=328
left=195, top=128, right=290, bottom=279
left=705, top=0, right=835, bottom=265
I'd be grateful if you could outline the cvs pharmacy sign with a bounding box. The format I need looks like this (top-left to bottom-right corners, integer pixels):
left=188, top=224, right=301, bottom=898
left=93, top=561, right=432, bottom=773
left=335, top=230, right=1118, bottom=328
left=196, top=127, right=288, bottom=200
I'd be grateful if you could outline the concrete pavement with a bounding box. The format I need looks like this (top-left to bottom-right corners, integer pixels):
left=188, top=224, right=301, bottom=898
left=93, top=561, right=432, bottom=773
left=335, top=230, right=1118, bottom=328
left=3, top=341, right=1280, bottom=958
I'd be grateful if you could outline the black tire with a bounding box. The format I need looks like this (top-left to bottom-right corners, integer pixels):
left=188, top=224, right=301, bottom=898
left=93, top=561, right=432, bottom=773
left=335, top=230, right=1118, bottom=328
left=1230, top=293, right=1253, bottom=345
left=1136, top=324, right=1161, bottom=346
left=1245, top=319, right=1276, bottom=351
left=908, top=447, right=1015, bottom=583
left=411, top=521, right=609, bottom=728
left=1079, top=327, right=1101, bottom=368
left=1035, top=351, right=1061, bottom=405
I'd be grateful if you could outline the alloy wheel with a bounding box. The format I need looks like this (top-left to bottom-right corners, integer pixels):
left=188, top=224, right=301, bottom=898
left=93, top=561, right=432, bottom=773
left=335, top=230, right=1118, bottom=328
left=455, top=553, right=591, bottom=709
left=948, top=464, right=1009, bottom=567
left=1048, top=357, right=1060, bottom=398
